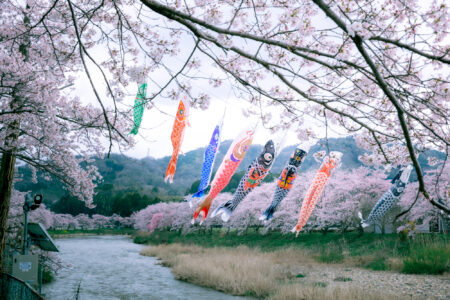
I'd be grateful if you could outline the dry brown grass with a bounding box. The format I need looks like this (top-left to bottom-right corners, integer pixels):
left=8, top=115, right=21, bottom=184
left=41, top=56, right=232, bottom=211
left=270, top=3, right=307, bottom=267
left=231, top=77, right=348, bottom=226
left=269, top=285, right=403, bottom=300
left=140, top=244, right=399, bottom=299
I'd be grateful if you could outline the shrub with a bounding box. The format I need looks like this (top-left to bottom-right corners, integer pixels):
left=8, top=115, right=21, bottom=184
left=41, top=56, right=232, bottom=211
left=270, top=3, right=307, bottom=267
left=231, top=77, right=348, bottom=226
left=403, top=241, right=450, bottom=275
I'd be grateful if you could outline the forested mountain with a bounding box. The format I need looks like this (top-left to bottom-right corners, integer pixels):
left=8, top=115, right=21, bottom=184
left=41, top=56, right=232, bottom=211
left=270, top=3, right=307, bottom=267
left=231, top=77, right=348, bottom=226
left=15, top=136, right=444, bottom=216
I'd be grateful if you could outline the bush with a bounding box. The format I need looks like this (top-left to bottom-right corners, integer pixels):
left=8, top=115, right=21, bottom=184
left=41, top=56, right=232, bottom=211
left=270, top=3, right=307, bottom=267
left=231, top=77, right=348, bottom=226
left=42, top=270, right=54, bottom=284
left=133, top=231, right=152, bottom=244
left=403, top=241, right=450, bottom=275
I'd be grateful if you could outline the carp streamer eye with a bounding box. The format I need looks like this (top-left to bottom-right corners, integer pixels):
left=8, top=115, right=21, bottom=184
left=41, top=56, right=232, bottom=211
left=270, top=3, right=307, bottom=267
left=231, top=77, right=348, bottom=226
left=264, top=153, right=273, bottom=161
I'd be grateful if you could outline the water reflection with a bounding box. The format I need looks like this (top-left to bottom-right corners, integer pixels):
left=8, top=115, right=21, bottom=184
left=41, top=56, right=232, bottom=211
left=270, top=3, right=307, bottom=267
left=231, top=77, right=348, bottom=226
left=43, top=236, right=246, bottom=300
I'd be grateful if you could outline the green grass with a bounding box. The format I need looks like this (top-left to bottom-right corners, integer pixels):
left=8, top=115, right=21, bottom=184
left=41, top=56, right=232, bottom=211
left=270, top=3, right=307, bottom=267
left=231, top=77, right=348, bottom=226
left=365, top=256, right=388, bottom=271
left=334, top=277, right=352, bottom=282
left=134, top=229, right=449, bottom=275
left=134, top=228, right=412, bottom=256
left=402, top=237, right=450, bottom=275
left=315, top=245, right=344, bottom=263
left=313, top=282, right=328, bottom=288
left=49, top=228, right=136, bottom=237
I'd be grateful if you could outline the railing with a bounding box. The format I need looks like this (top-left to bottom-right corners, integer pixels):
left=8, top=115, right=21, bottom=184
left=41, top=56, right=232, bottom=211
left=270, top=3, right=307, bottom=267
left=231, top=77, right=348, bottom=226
left=0, top=272, right=45, bottom=300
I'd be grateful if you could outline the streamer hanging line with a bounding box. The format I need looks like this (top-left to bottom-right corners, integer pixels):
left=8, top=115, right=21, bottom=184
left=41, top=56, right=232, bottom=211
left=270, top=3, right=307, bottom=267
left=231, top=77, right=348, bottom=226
left=260, top=146, right=307, bottom=221
left=192, top=125, right=256, bottom=224
left=129, top=83, right=148, bottom=135
left=164, top=98, right=190, bottom=184
left=211, top=139, right=276, bottom=222
left=359, top=165, right=413, bottom=228
left=292, top=151, right=343, bottom=236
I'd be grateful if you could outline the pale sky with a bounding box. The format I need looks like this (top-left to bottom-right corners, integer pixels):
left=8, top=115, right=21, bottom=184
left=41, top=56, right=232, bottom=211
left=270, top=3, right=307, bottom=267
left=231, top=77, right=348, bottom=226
left=118, top=96, right=311, bottom=159
left=66, top=6, right=345, bottom=160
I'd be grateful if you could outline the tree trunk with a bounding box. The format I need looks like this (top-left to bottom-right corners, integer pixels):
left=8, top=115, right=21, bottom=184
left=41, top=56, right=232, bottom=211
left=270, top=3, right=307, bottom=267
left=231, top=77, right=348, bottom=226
left=357, top=223, right=364, bottom=236
left=1, top=9, right=27, bottom=271
left=0, top=148, right=17, bottom=272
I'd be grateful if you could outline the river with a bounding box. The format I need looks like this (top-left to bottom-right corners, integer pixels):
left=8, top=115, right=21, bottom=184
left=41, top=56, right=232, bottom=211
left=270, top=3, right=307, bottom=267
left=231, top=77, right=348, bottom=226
left=42, top=235, right=246, bottom=300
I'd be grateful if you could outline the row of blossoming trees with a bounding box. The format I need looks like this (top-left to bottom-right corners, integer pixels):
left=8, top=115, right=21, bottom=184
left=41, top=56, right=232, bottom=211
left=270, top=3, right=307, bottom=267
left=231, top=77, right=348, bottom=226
left=133, top=164, right=449, bottom=235
left=7, top=190, right=133, bottom=237
left=7, top=162, right=447, bottom=239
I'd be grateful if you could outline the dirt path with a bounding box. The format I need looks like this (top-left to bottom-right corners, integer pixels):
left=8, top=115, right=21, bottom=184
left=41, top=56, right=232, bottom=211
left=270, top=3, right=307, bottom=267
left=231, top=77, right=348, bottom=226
left=290, top=263, right=449, bottom=299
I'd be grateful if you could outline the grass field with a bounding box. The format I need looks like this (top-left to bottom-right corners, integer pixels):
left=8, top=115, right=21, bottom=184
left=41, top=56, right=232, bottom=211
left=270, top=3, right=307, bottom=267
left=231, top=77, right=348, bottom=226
left=48, top=228, right=136, bottom=237
left=135, top=229, right=449, bottom=274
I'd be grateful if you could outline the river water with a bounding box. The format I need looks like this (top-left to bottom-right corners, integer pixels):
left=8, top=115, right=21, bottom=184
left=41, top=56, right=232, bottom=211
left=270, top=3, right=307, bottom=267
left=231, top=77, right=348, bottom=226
left=42, top=235, right=246, bottom=300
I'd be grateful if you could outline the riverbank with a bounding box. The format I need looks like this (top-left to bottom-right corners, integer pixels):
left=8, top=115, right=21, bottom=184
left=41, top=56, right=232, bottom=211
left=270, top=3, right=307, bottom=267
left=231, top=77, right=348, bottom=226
left=48, top=228, right=136, bottom=238
left=135, top=230, right=449, bottom=274
left=141, top=243, right=450, bottom=299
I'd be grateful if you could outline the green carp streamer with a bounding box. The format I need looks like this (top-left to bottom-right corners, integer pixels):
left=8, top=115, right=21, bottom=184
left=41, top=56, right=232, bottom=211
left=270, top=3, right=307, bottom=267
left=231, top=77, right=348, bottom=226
left=130, top=83, right=147, bottom=135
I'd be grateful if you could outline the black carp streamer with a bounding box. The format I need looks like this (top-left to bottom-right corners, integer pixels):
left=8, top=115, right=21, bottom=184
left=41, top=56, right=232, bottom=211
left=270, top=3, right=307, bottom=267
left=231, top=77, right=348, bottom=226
left=211, top=140, right=276, bottom=222
left=359, top=165, right=413, bottom=227
left=260, top=147, right=307, bottom=221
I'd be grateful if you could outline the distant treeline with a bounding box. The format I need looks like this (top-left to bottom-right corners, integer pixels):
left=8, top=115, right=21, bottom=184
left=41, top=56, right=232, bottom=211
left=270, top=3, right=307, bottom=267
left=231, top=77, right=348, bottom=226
left=14, top=136, right=444, bottom=217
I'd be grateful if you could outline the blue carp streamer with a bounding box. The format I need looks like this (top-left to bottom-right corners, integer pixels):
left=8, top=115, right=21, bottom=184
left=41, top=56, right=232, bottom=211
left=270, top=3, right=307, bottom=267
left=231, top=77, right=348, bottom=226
left=260, top=147, right=307, bottom=221
left=359, top=165, right=413, bottom=228
left=211, top=140, right=276, bottom=222
left=189, top=125, right=221, bottom=206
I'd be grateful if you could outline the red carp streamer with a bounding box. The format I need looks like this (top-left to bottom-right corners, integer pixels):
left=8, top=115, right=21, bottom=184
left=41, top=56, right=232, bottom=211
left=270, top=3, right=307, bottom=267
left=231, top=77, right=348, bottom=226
left=193, top=127, right=255, bottom=223
left=164, top=99, right=189, bottom=183
left=292, top=151, right=343, bottom=236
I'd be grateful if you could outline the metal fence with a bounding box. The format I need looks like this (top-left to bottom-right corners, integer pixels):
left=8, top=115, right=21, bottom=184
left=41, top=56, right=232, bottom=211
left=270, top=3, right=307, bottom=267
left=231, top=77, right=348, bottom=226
left=0, top=272, right=44, bottom=300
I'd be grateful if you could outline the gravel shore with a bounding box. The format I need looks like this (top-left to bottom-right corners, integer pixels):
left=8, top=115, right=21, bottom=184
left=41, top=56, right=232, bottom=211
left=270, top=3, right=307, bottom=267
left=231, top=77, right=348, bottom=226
left=290, top=263, right=449, bottom=300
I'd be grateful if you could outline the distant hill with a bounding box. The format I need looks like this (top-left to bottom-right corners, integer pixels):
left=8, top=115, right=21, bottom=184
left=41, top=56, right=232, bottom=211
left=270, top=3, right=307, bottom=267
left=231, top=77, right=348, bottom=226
left=15, top=136, right=445, bottom=212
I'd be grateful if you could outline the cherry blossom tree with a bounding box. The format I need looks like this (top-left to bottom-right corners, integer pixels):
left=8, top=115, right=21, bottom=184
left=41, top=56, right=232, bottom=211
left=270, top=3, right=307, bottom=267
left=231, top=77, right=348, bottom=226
left=147, top=212, right=164, bottom=233
left=136, top=0, right=449, bottom=215
left=29, top=204, right=55, bottom=230
left=397, top=162, right=449, bottom=233
left=2, top=0, right=448, bottom=266
left=313, top=168, right=390, bottom=233
left=131, top=164, right=444, bottom=236
left=0, top=0, right=134, bottom=265
left=52, top=214, right=76, bottom=230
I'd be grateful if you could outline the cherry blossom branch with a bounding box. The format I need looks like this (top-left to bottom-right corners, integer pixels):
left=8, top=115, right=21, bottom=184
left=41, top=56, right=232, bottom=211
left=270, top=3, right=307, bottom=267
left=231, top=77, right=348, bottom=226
left=369, top=36, right=450, bottom=64
left=312, top=0, right=450, bottom=214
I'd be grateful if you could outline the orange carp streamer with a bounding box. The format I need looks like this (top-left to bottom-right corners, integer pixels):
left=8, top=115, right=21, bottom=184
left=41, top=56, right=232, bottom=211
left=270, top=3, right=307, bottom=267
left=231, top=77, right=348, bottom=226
left=193, top=127, right=255, bottom=223
left=292, top=151, right=343, bottom=236
left=164, top=99, right=189, bottom=183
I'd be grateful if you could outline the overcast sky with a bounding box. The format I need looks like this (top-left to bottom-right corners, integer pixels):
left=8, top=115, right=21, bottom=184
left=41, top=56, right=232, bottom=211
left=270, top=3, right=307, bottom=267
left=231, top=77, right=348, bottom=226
left=66, top=6, right=346, bottom=160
